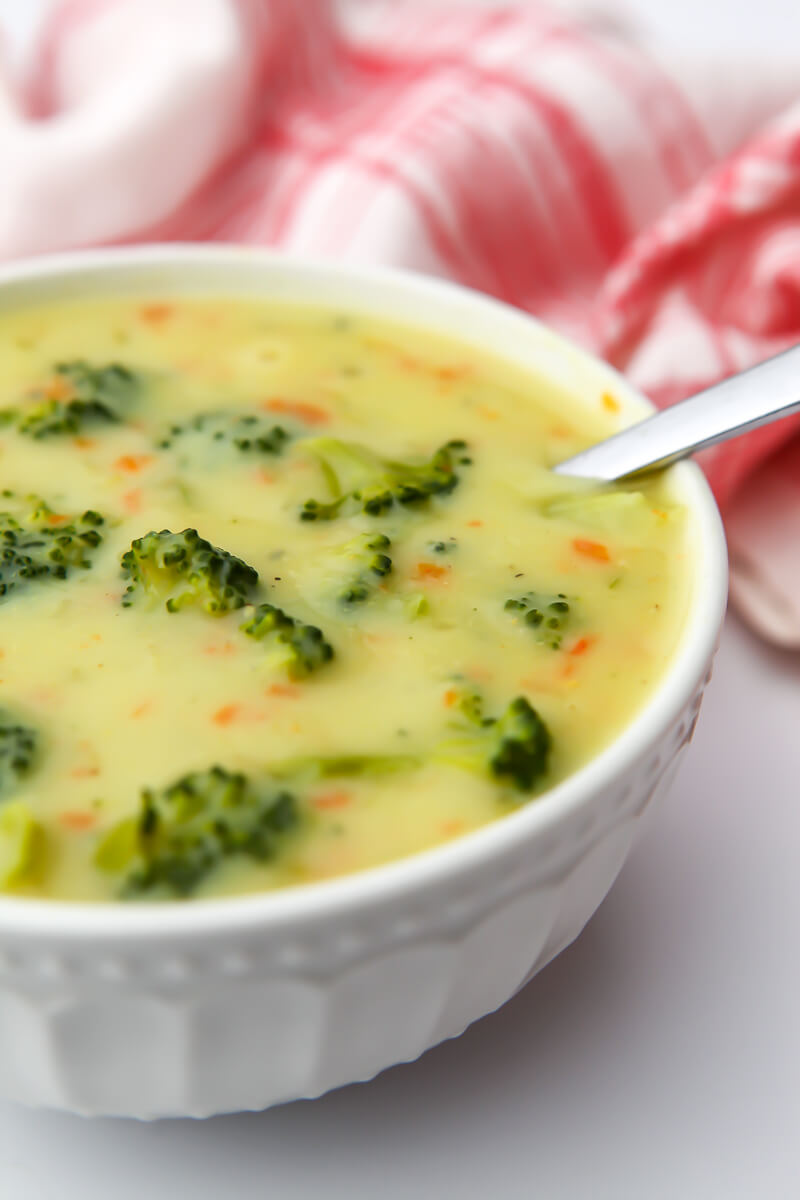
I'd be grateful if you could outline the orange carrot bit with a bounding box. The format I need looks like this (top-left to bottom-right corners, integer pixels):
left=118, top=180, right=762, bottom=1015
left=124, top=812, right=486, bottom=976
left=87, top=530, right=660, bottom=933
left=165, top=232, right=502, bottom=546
left=443, top=688, right=459, bottom=708
left=572, top=537, right=611, bottom=564
left=122, top=488, right=143, bottom=514
left=255, top=467, right=276, bottom=485
left=476, top=405, right=500, bottom=421
left=440, top=819, right=466, bottom=838
left=435, top=364, right=471, bottom=383
left=549, top=423, right=574, bottom=439
left=414, top=561, right=450, bottom=583
left=313, top=789, right=353, bottom=812
left=114, top=453, right=154, bottom=474
left=569, top=635, right=597, bottom=658
left=203, top=641, right=237, bottom=658
left=47, top=513, right=69, bottom=527
left=212, top=703, right=241, bottom=727
left=73, top=436, right=96, bottom=449
left=266, top=682, right=299, bottom=698
left=58, top=810, right=98, bottom=832
left=69, top=765, right=100, bottom=780
left=42, top=375, right=73, bottom=401
left=130, top=700, right=153, bottom=719
left=466, top=519, right=483, bottom=528
left=263, top=397, right=330, bottom=425
left=602, top=391, right=621, bottom=414
left=139, top=303, right=174, bottom=326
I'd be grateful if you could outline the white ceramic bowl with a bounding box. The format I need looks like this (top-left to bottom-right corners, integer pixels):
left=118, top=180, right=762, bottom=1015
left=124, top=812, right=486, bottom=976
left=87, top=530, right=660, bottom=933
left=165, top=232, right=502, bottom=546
left=0, top=247, right=727, bottom=1119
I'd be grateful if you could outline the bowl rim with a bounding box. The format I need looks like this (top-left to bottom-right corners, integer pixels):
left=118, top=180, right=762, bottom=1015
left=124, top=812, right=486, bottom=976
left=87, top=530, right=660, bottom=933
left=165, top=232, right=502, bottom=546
left=0, top=244, right=728, bottom=941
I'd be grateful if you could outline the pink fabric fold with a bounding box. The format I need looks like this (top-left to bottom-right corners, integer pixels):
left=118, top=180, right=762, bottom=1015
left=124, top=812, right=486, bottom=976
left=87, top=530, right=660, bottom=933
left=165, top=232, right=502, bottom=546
left=2, top=0, right=799, bottom=642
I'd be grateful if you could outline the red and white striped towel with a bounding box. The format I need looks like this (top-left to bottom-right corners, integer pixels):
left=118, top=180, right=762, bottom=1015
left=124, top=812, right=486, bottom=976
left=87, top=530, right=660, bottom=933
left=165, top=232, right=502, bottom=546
left=2, top=0, right=800, bottom=643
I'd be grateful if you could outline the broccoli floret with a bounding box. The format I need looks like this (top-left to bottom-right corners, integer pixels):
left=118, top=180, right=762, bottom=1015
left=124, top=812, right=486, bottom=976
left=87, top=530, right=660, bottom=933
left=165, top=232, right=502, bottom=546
left=0, top=493, right=105, bottom=603
left=505, top=591, right=572, bottom=650
left=96, top=754, right=424, bottom=898
left=240, top=602, right=334, bottom=679
left=121, top=528, right=258, bottom=615
left=439, top=690, right=551, bottom=793
left=310, top=531, right=393, bottom=608
left=158, top=411, right=291, bottom=461
left=300, top=437, right=471, bottom=521
left=0, top=709, right=38, bottom=800
left=95, top=766, right=300, bottom=898
left=6, top=361, right=140, bottom=438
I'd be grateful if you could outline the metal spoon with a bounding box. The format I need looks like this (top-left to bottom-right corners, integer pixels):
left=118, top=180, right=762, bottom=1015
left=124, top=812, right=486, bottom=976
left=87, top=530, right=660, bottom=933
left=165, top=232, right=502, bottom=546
left=553, top=342, right=800, bottom=482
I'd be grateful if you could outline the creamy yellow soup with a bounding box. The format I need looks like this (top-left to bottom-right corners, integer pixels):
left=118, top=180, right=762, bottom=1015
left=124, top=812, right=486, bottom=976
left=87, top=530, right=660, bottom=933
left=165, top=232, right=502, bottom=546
left=0, top=296, right=688, bottom=901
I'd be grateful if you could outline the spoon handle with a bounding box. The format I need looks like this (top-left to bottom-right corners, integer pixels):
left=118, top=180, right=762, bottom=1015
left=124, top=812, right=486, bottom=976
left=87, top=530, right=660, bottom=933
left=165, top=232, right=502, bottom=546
left=553, top=341, right=800, bottom=482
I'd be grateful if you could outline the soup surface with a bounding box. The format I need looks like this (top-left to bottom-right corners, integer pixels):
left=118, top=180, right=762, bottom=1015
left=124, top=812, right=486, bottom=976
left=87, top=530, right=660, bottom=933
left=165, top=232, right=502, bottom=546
left=0, top=295, right=689, bottom=901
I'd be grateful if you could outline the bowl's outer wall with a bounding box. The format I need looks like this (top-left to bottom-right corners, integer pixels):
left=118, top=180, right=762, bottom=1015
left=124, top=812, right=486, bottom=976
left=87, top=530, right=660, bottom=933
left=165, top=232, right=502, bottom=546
left=0, top=248, right=727, bottom=1118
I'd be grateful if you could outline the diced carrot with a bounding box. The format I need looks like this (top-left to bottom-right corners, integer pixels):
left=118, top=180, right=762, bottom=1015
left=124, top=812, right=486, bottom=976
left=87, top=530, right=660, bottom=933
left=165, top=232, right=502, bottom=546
left=73, top=436, right=95, bottom=449
left=549, top=424, right=574, bottom=439
left=572, top=538, right=610, bottom=563
left=569, top=636, right=596, bottom=657
left=313, top=789, right=353, bottom=812
left=139, top=303, right=174, bottom=326
left=440, top=819, right=466, bottom=837
left=114, top=454, right=153, bottom=474
left=58, top=811, right=98, bottom=832
left=476, top=405, right=499, bottom=421
left=602, top=392, right=620, bottom=414
left=414, top=562, right=450, bottom=582
left=212, top=703, right=240, bottom=726
left=266, top=683, right=299, bottom=698
left=255, top=467, right=276, bottom=485
left=42, top=375, right=73, bottom=401
left=47, top=513, right=69, bottom=526
left=466, top=519, right=483, bottom=528
left=435, top=364, right=471, bottom=383
left=203, top=641, right=236, bottom=657
left=443, top=688, right=459, bottom=708
left=69, top=766, right=100, bottom=780
left=130, top=701, right=152, bottom=719
left=122, top=488, right=143, bottom=514
left=263, top=397, right=330, bottom=425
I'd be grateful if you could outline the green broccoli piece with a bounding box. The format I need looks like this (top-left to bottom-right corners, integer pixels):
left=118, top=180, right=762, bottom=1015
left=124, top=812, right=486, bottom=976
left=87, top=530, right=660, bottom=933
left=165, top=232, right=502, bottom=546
left=276, top=754, right=419, bottom=782
left=505, top=591, right=572, bottom=650
left=428, top=537, right=458, bottom=555
left=240, top=602, right=334, bottom=679
left=158, top=411, right=291, bottom=462
left=439, top=689, right=551, bottom=793
left=300, top=437, right=471, bottom=521
left=121, top=528, right=259, bottom=615
left=0, top=802, right=44, bottom=889
left=0, top=492, right=105, bottom=603
left=7, top=361, right=140, bottom=438
left=95, top=766, right=300, bottom=898
left=309, top=531, right=393, bottom=608
left=0, top=708, right=38, bottom=800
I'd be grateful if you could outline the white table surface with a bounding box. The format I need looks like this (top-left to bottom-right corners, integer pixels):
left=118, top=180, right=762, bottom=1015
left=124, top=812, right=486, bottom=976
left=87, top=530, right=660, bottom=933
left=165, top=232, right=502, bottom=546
left=1, top=2, right=799, bottom=1198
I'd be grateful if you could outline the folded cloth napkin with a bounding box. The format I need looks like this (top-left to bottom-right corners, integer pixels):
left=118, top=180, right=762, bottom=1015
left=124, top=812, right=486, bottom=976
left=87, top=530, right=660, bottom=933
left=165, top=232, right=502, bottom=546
left=2, top=0, right=799, bottom=642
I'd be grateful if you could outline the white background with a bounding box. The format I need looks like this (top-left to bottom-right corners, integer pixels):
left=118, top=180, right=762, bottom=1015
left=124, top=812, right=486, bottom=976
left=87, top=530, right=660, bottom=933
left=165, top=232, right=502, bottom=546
left=0, top=2, right=799, bottom=1198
